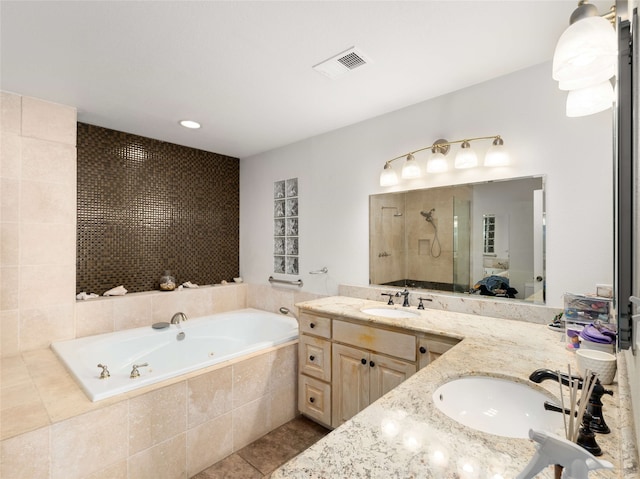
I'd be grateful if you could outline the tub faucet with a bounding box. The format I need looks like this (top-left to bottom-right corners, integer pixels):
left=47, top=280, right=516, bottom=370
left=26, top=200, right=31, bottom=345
left=171, top=312, right=188, bottom=324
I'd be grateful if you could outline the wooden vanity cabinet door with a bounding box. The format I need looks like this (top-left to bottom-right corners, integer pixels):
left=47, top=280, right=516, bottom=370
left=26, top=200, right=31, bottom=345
left=369, top=352, right=416, bottom=403
left=299, top=334, right=331, bottom=382
left=299, top=375, right=331, bottom=427
left=332, top=343, right=370, bottom=428
left=417, top=336, right=459, bottom=369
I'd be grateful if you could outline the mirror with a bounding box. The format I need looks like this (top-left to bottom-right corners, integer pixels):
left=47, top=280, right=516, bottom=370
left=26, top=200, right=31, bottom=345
left=369, top=176, right=545, bottom=303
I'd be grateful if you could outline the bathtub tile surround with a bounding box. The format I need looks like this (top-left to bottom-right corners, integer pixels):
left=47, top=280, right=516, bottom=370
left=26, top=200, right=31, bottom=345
left=76, top=122, right=239, bottom=295
left=0, top=92, right=77, bottom=356
left=0, top=341, right=298, bottom=479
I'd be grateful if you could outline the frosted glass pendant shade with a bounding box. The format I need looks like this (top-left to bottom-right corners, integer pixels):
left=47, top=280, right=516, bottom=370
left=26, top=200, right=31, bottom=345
left=401, top=154, right=421, bottom=179
left=379, top=163, right=398, bottom=186
left=553, top=16, right=617, bottom=90
left=566, top=80, right=614, bottom=117
left=426, top=152, right=448, bottom=173
left=484, top=140, right=510, bottom=167
left=454, top=142, right=478, bottom=169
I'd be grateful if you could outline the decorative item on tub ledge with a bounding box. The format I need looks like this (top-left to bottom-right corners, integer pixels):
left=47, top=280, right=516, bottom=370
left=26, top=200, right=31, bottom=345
left=379, top=135, right=509, bottom=186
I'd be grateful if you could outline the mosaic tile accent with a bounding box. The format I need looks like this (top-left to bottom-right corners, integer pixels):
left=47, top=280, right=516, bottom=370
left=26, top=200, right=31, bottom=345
left=76, top=123, right=240, bottom=294
left=274, top=178, right=298, bottom=275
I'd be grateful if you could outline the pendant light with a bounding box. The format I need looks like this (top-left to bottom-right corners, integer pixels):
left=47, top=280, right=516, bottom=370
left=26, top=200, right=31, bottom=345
left=454, top=141, right=478, bottom=169
left=426, top=140, right=450, bottom=173
left=379, top=162, right=399, bottom=186
left=566, top=79, right=615, bottom=117
left=401, top=153, right=421, bottom=179
left=484, top=137, right=510, bottom=167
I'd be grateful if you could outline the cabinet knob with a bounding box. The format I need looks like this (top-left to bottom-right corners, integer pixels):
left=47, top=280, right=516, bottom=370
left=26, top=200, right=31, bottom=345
left=361, top=358, right=367, bottom=365
left=419, top=346, right=427, bottom=354
left=310, top=323, right=315, bottom=329
left=309, top=397, right=315, bottom=403
left=369, top=361, right=375, bottom=368
left=309, top=355, right=315, bottom=361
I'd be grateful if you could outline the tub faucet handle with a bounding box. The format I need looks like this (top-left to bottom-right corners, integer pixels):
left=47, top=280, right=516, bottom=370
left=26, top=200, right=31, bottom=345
left=130, top=363, right=149, bottom=379
left=97, top=363, right=110, bottom=379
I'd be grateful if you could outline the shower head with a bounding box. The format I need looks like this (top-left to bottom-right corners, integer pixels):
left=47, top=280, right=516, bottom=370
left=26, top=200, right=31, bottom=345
left=420, top=208, right=435, bottom=222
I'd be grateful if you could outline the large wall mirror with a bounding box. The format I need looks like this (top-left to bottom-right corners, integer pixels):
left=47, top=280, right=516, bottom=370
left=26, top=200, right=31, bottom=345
left=369, top=176, right=545, bottom=303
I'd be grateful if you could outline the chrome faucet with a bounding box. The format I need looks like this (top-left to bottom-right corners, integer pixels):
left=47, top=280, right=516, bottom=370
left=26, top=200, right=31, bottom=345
left=396, top=288, right=410, bottom=307
left=171, top=312, right=188, bottom=324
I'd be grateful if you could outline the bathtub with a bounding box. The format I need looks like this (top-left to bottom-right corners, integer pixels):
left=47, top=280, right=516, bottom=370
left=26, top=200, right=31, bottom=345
left=52, top=308, right=299, bottom=401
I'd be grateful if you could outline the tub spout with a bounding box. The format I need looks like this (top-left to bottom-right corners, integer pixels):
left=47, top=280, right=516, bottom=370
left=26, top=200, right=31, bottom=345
left=171, top=312, right=188, bottom=324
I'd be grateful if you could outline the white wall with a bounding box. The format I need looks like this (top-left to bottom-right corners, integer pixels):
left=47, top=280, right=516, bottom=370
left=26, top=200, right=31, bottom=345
left=240, top=61, right=613, bottom=308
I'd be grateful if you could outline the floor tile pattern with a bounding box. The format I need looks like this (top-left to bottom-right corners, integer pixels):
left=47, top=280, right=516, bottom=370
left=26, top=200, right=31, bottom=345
left=192, top=416, right=329, bottom=479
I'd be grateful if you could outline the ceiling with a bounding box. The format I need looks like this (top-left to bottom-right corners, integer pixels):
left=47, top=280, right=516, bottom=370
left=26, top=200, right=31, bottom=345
left=0, top=1, right=609, bottom=159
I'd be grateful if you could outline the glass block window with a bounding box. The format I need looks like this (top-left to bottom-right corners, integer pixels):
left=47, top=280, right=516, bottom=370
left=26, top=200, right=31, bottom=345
left=274, top=178, right=298, bottom=274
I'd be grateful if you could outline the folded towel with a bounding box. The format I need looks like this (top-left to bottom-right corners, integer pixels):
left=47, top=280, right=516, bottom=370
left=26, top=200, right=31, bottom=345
left=76, top=292, right=99, bottom=300
left=103, top=285, right=127, bottom=296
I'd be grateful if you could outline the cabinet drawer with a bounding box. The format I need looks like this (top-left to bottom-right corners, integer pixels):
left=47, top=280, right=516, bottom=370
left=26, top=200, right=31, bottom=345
left=299, top=312, right=331, bottom=338
left=299, top=375, right=331, bottom=427
left=333, top=320, right=415, bottom=362
left=299, top=335, right=331, bottom=381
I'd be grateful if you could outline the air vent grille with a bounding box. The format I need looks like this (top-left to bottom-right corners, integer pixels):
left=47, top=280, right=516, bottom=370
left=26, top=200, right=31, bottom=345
left=313, top=47, right=371, bottom=79
left=338, top=52, right=366, bottom=70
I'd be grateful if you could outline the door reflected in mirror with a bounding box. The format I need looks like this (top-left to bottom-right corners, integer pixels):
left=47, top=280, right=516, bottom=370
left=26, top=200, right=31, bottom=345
left=370, top=176, right=545, bottom=303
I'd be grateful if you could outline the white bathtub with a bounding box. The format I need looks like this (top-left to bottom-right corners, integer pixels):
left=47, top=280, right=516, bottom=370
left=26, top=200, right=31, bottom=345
left=52, top=308, right=299, bottom=402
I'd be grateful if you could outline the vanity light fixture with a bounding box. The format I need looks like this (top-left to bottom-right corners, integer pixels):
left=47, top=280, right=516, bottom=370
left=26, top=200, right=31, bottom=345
left=379, top=135, right=509, bottom=186
left=552, top=1, right=617, bottom=117
left=179, top=120, right=201, bottom=129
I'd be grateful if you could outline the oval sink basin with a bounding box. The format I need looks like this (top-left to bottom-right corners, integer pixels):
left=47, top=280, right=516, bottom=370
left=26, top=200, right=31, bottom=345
left=360, top=307, right=420, bottom=319
left=432, top=376, right=563, bottom=438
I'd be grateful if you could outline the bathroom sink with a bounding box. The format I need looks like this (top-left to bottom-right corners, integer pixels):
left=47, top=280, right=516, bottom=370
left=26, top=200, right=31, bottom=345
left=360, top=307, right=420, bottom=319
left=432, top=376, right=564, bottom=438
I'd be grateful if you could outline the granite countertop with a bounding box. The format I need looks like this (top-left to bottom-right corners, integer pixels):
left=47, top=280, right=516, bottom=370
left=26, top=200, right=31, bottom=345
left=271, top=296, right=638, bottom=479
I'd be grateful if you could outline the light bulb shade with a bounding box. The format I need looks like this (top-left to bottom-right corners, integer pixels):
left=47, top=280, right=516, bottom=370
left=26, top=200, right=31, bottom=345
left=454, top=142, right=478, bottom=169
left=552, top=16, right=617, bottom=90
left=566, top=80, right=614, bottom=117
left=401, top=154, right=421, bottom=179
left=484, top=139, right=510, bottom=167
left=379, top=163, right=399, bottom=186
left=426, top=152, right=448, bottom=173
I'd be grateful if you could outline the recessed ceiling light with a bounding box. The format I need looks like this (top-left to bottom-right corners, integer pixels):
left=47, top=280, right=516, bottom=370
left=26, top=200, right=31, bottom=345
left=179, top=120, right=201, bottom=129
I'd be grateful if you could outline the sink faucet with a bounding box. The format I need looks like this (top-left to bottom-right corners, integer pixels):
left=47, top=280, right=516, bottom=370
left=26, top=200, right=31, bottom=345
left=529, top=368, right=614, bottom=434
left=171, top=312, right=188, bottom=324
left=396, top=288, right=410, bottom=307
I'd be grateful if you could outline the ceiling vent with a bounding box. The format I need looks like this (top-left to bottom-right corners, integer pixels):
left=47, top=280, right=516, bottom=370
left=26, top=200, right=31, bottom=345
left=312, top=47, right=371, bottom=79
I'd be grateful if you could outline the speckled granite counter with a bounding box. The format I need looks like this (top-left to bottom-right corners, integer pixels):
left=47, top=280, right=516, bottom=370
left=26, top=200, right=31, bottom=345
left=272, top=296, right=639, bottom=479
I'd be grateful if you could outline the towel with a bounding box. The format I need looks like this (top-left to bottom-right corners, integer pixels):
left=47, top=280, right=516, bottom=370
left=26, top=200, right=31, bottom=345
left=103, top=285, right=127, bottom=296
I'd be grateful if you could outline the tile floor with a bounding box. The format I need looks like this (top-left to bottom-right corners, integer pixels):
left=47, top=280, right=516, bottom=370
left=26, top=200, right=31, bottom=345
left=191, top=416, right=330, bottom=478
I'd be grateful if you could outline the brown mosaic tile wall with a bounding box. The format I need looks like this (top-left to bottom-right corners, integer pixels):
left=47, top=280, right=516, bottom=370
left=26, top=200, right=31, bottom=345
left=76, top=123, right=239, bottom=294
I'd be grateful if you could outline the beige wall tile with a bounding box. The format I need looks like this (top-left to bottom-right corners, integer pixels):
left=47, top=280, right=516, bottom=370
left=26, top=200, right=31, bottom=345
left=20, top=223, right=75, bottom=266
left=129, top=382, right=187, bottom=455
left=1, top=132, right=21, bottom=179
left=19, top=265, right=75, bottom=310
left=187, top=365, right=232, bottom=428
left=113, top=294, right=152, bottom=330
left=212, top=284, right=247, bottom=313
left=0, top=310, right=20, bottom=357
left=20, top=179, right=76, bottom=224
left=1, top=267, right=19, bottom=311
left=0, top=91, right=21, bottom=135
left=1, top=178, right=19, bottom=223
left=269, top=382, right=298, bottom=429
left=187, top=412, right=233, bottom=477
left=128, top=433, right=186, bottom=479
left=1, top=222, right=19, bottom=266
left=269, top=343, right=297, bottom=393
left=21, top=96, right=76, bottom=145
left=151, top=287, right=215, bottom=323
left=20, top=303, right=75, bottom=351
left=85, top=460, right=127, bottom=479
left=232, top=395, right=271, bottom=451
left=1, top=426, right=49, bottom=479
left=51, top=401, right=128, bottom=479
left=21, top=137, right=76, bottom=185
left=76, top=298, right=114, bottom=337
left=232, top=352, right=271, bottom=409
left=0, top=398, right=50, bottom=441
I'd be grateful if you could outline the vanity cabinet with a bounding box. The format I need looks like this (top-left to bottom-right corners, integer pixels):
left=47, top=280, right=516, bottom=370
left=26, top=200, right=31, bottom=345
left=297, top=309, right=459, bottom=429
